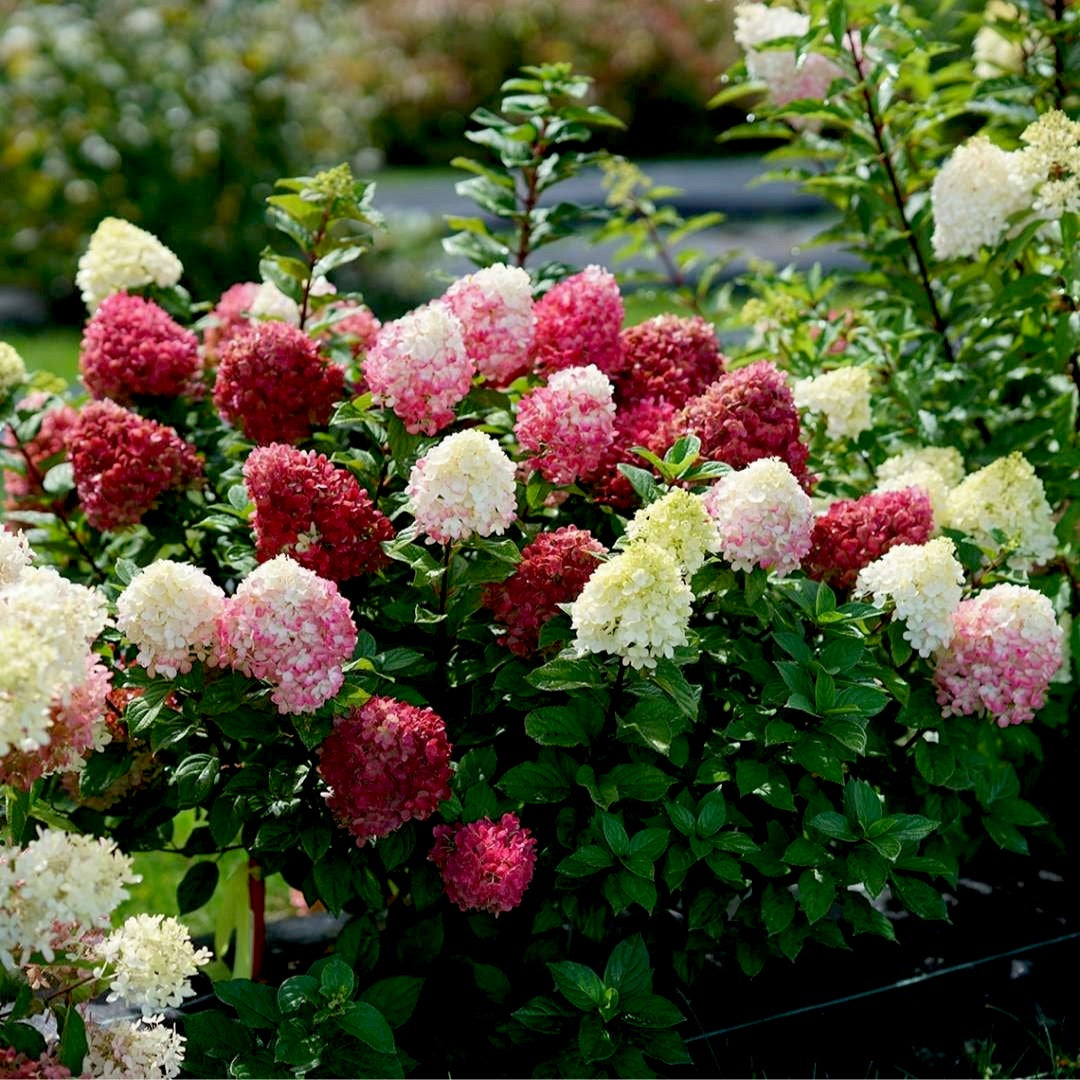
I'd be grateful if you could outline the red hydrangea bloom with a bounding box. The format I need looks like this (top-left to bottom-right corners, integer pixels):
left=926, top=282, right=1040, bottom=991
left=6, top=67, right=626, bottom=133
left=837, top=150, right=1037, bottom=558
left=803, top=487, right=934, bottom=590
left=79, top=292, right=201, bottom=402
left=243, top=443, right=394, bottom=581
left=3, top=395, right=78, bottom=512
left=581, top=399, right=678, bottom=509
left=429, top=813, right=536, bottom=916
left=530, top=265, right=624, bottom=377
left=677, top=360, right=811, bottom=488
left=318, top=696, right=452, bottom=845
left=614, top=314, right=726, bottom=407
left=69, top=400, right=202, bottom=531
left=320, top=300, right=381, bottom=357
left=203, top=281, right=258, bottom=362
left=483, top=526, right=607, bottom=656
left=213, top=322, right=345, bottom=445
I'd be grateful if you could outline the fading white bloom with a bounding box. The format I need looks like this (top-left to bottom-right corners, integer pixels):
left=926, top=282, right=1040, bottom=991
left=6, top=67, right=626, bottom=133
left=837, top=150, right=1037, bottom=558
left=116, top=560, right=225, bottom=678
left=76, top=218, right=183, bottom=312
left=1012, top=109, right=1080, bottom=220
left=85, top=1015, right=186, bottom=1079
left=0, top=530, right=32, bottom=587
left=973, top=1, right=1027, bottom=79
left=0, top=342, right=26, bottom=398
left=855, top=537, right=964, bottom=656
left=793, top=366, right=873, bottom=440
left=248, top=280, right=301, bottom=324
left=876, top=446, right=965, bottom=529
left=623, top=488, right=719, bottom=576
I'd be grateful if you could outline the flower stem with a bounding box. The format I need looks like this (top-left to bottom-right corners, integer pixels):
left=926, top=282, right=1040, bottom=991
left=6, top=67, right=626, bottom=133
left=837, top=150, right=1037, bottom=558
left=248, top=859, right=266, bottom=982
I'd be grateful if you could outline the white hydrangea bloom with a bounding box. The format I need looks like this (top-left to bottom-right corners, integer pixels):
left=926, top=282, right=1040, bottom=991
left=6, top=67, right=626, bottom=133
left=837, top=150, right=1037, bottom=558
left=944, top=451, right=1057, bottom=568
left=76, top=218, right=183, bottom=312
left=855, top=537, right=965, bottom=656
left=877, top=446, right=965, bottom=489
left=116, top=561, right=226, bottom=678
left=793, top=366, right=873, bottom=440
left=248, top=280, right=301, bottom=324
left=84, top=1015, right=187, bottom=1080
left=1011, top=109, right=1080, bottom=220
left=0, top=530, right=32, bottom=587
left=406, top=429, right=517, bottom=544
left=570, top=543, right=693, bottom=669
left=97, top=914, right=212, bottom=1015
left=623, top=488, right=720, bottom=576
left=702, top=457, right=814, bottom=575
left=973, top=1, right=1026, bottom=78
left=0, top=830, right=139, bottom=969
left=0, top=342, right=27, bottom=398
left=930, top=136, right=1031, bottom=258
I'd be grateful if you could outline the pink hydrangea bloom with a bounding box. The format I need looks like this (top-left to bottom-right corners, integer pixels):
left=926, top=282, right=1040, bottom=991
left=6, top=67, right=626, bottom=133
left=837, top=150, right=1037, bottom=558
left=581, top=399, right=678, bottom=509
left=318, top=696, right=453, bottom=845
left=803, top=487, right=934, bottom=590
left=203, top=281, right=258, bottom=362
left=213, top=322, right=345, bottom=445
left=243, top=443, right=394, bottom=581
left=79, top=292, right=201, bottom=402
left=482, top=526, right=607, bottom=656
left=443, top=264, right=535, bottom=386
left=676, top=361, right=811, bottom=489
left=514, top=364, right=616, bottom=485
left=614, top=314, right=726, bottom=407
left=364, top=302, right=474, bottom=435
left=0, top=1047, right=71, bottom=1079
left=214, top=555, right=358, bottom=715
left=69, top=400, right=202, bottom=531
left=429, top=813, right=537, bottom=915
left=530, top=266, right=624, bottom=377
left=935, top=584, right=1063, bottom=727
left=319, top=300, right=382, bottom=357
left=3, top=396, right=78, bottom=513
left=0, top=654, right=111, bottom=791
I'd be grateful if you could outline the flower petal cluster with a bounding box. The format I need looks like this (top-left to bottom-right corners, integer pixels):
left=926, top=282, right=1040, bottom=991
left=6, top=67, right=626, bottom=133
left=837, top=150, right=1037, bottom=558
left=703, top=457, right=814, bottom=575
left=84, top=1015, right=186, bottom=1080
left=530, top=266, right=623, bottom=377
left=0, top=829, right=139, bottom=969
left=483, top=526, right=607, bottom=657
left=214, top=555, right=357, bottom=715
left=429, top=813, right=536, bottom=916
left=934, top=584, right=1063, bottom=726
left=75, top=218, right=183, bottom=313
left=624, top=488, right=719, bottom=576
left=443, top=263, right=535, bottom=386
left=213, top=322, right=345, bottom=445
left=793, top=365, right=873, bottom=441
left=0, top=1046, right=70, bottom=1077
left=515, top=364, right=616, bottom=485
left=79, top=293, right=201, bottom=402
left=582, top=399, right=677, bottom=509
left=0, top=342, right=26, bottom=399
left=116, top=561, right=226, bottom=678
left=973, top=0, right=1028, bottom=78
left=2, top=397, right=78, bottom=513
left=97, top=913, right=212, bottom=1014
left=244, top=444, right=394, bottom=581
left=570, top=542, right=692, bottom=668
left=203, top=281, right=258, bottom=361
left=69, top=400, right=202, bottom=531
left=803, top=487, right=934, bottom=589
left=247, top=280, right=300, bottom=324
left=364, top=302, right=474, bottom=435
left=676, top=360, right=811, bottom=488
left=319, top=696, right=453, bottom=845
left=875, top=445, right=964, bottom=527
left=943, top=451, right=1056, bottom=569
left=406, top=430, right=517, bottom=544
left=0, top=531, right=31, bottom=587
left=320, top=300, right=382, bottom=358
left=613, top=314, right=725, bottom=407
left=1012, top=109, right=1080, bottom=220
left=855, top=537, right=965, bottom=656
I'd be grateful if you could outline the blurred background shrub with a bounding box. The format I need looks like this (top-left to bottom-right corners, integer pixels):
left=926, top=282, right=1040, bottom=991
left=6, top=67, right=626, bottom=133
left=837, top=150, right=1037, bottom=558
left=0, top=0, right=734, bottom=317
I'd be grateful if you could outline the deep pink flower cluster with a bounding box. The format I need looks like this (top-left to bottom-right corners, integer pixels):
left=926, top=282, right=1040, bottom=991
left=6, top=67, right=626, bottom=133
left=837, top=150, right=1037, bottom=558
left=203, top=281, right=258, bottom=362
left=320, top=300, right=381, bottom=357
left=429, top=813, right=537, bottom=915
left=318, top=696, right=453, bottom=845
left=79, top=292, right=201, bottom=402
left=214, top=322, right=345, bottom=445
left=581, top=399, right=678, bottom=509
left=803, top=487, right=934, bottom=590
left=614, top=314, right=726, bottom=407
left=243, top=443, right=394, bottom=581
left=676, top=361, right=811, bottom=488
left=69, top=400, right=202, bottom=531
left=934, top=584, right=1063, bottom=727
left=2, top=396, right=78, bottom=512
left=483, top=526, right=607, bottom=656
left=514, top=365, right=616, bottom=484
left=0, top=655, right=111, bottom=791
left=530, top=266, right=624, bottom=377
left=214, top=555, right=358, bottom=715
left=0, top=1047, right=70, bottom=1079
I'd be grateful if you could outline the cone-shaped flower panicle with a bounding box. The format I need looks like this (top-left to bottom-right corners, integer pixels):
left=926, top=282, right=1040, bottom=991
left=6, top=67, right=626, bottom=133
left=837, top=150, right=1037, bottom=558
left=614, top=314, right=725, bottom=407
left=624, top=488, right=719, bottom=577
left=76, top=217, right=183, bottom=313
left=793, top=365, right=873, bottom=441
left=530, top=266, right=623, bottom=377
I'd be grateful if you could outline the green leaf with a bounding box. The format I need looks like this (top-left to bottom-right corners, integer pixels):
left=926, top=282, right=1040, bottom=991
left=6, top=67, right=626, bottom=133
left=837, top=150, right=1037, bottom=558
left=525, top=703, right=604, bottom=747
left=809, top=811, right=858, bottom=842
left=915, top=741, right=956, bottom=786
left=177, top=861, right=219, bottom=915
left=558, top=845, right=615, bottom=877
left=579, top=1013, right=617, bottom=1063
left=320, top=957, right=356, bottom=1001
left=844, top=779, right=882, bottom=831
left=650, top=659, right=701, bottom=719
left=603, top=935, right=652, bottom=1000
left=337, top=1002, right=396, bottom=1055
left=314, top=852, right=357, bottom=915
left=696, top=789, right=727, bottom=836
left=186, top=1009, right=256, bottom=1061
left=549, top=961, right=605, bottom=1012
left=526, top=656, right=605, bottom=691
left=603, top=763, right=674, bottom=803
left=513, top=995, right=571, bottom=1034
left=848, top=847, right=889, bottom=898
left=602, top=814, right=631, bottom=857
left=798, top=869, right=835, bottom=925
left=216, top=979, right=281, bottom=1029
left=620, top=872, right=658, bottom=913
left=277, top=975, right=320, bottom=1014
left=172, top=753, right=220, bottom=805
left=891, top=874, right=949, bottom=921
left=761, top=883, right=796, bottom=936
left=498, top=761, right=572, bottom=804
left=58, top=1005, right=87, bottom=1076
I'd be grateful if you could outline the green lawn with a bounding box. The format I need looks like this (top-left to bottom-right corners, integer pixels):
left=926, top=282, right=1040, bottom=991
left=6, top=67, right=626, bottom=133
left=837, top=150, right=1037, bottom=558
left=3, top=327, right=80, bottom=383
